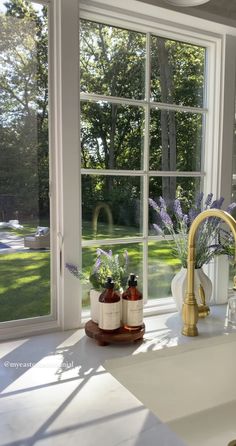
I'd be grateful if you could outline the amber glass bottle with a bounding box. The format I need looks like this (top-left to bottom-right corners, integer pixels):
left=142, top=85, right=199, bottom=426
left=122, top=273, right=143, bottom=330
left=98, top=277, right=121, bottom=331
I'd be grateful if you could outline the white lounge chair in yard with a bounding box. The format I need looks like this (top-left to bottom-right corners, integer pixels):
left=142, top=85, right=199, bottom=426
left=24, top=227, right=50, bottom=249
left=0, top=220, right=23, bottom=230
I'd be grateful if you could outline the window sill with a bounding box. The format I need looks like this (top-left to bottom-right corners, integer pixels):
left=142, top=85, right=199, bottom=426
left=81, top=296, right=177, bottom=326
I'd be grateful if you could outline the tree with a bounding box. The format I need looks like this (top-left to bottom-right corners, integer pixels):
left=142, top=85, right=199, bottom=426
left=80, top=20, right=146, bottom=226
left=80, top=19, right=205, bottom=226
left=0, top=0, right=49, bottom=220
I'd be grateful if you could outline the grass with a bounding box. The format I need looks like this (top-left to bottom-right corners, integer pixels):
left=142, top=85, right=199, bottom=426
left=0, top=221, right=181, bottom=321
left=1, top=219, right=233, bottom=322
left=0, top=251, right=50, bottom=322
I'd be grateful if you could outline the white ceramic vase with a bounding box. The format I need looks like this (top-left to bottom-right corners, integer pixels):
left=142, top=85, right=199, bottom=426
left=171, top=267, right=212, bottom=312
left=90, top=289, right=101, bottom=323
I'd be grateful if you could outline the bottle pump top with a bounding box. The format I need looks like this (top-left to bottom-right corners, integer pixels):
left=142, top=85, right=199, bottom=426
left=105, top=276, right=114, bottom=289
left=128, top=273, right=138, bottom=287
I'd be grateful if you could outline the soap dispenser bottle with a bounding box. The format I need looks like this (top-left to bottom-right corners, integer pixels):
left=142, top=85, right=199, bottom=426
left=122, top=273, right=143, bottom=330
left=99, top=277, right=121, bottom=332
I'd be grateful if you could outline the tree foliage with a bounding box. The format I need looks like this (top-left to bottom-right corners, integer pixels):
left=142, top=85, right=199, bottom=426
left=80, top=20, right=205, bottom=227
left=0, top=6, right=205, bottom=228
left=0, top=0, right=49, bottom=220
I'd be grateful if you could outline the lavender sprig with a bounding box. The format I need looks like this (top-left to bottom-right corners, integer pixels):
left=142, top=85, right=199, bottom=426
left=149, top=193, right=236, bottom=269
left=66, top=249, right=129, bottom=291
left=173, top=199, right=183, bottom=220
left=195, top=192, right=204, bottom=209
left=65, top=263, right=89, bottom=283
left=227, top=203, right=236, bottom=214
left=204, top=193, right=213, bottom=208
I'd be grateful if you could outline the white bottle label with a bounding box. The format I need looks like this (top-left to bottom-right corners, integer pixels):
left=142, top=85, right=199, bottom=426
left=99, top=302, right=121, bottom=330
left=126, top=300, right=143, bottom=327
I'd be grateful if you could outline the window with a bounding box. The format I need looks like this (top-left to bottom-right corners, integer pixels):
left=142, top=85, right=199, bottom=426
left=1, top=0, right=234, bottom=338
left=0, top=0, right=54, bottom=326
left=80, top=18, right=207, bottom=311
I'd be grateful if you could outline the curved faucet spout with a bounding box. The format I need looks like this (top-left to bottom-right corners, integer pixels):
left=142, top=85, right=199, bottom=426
left=182, top=209, right=236, bottom=337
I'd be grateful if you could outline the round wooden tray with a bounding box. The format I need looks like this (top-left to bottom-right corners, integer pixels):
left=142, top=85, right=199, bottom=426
left=85, top=320, right=145, bottom=346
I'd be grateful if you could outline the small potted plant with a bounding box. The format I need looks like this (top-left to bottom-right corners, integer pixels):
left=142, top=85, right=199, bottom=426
left=149, top=193, right=236, bottom=311
left=66, top=248, right=129, bottom=323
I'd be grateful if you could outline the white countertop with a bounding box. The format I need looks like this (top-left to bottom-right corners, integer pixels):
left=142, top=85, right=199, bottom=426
left=0, top=305, right=234, bottom=446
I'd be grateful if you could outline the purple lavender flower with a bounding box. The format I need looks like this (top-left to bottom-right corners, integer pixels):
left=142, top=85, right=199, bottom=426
left=227, top=202, right=236, bottom=214
left=148, top=192, right=236, bottom=268
left=210, top=197, right=224, bottom=209
left=173, top=199, right=183, bottom=219
left=97, top=248, right=111, bottom=257
left=65, top=263, right=84, bottom=280
left=160, top=209, right=173, bottom=226
left=188, top=208, right=199, bottom=224
left=159, top=196, right=167, bottom=211
left=148, top=198, right=159, bottom=211
left=66, top=247, right=129, bottom=291
left=94, top=257, right=101, bottom=269
left=195, top=192, right=204, bottom=209
left=204, top=193, right=213, bottom=208
left=153, top=223, right=164, bottom=235
left=66, top=263, right=78, bottom=277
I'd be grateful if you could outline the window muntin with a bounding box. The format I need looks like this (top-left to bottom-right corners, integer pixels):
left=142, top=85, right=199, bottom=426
left=80, top=17, right=206, bottom=306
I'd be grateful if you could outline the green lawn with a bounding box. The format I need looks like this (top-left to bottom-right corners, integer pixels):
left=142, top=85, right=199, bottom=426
left=1, top=220, right=233, bottom=322
left=0, top=251, right=50, bottom=322
left=0, top=220, right=181, bottom=321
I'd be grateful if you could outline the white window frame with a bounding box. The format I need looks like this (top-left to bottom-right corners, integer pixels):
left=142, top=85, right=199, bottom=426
left=78, top=0, right=236, bottom=321
left=1, top=0, right=236, bottom=339
left=0, top=0, right=60, bottom=341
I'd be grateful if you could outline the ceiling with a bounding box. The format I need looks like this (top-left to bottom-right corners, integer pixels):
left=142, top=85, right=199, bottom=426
left=138, top=0, right=236, bottom=25
left=195, top=0, right=236, bottom=18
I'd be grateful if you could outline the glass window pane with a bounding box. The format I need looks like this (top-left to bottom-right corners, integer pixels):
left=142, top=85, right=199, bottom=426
left=149, top=176, right=201, bottom=235
left=80, top=20, right=146, bottom=100
left=82, top=243, right=143, bottom=309
left=82, top=175, right=142, bottom=239
left=0, top=2, right=50, bottom=322
left=149, top=108, right=203, bottom=171
left=229, top=95, right=236, bottom=289
left=232, top=101, right=236, bottom=204
left=148, top=241, right=181, bottom=299
left=81, top=101, right=144, bottom=170
left=151, top=36, right=205, bottom=108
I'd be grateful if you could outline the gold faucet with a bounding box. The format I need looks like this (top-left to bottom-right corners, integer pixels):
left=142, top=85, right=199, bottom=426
left=182, top=209, right=236, bottom=337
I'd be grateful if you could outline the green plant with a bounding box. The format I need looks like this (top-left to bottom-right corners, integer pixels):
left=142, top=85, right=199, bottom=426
left=149, top=193, right=236, bottom=268
left=66, top=248, right=129, bottom=291
left=218, top=229, right=235, bottom=263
